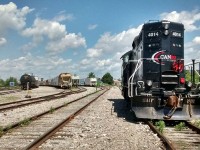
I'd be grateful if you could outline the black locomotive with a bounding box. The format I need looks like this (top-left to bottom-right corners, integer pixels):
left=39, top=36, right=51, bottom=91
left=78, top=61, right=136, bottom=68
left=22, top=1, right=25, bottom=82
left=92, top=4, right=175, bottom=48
left=121, top=20, right=200, bottom=120
left=20, top=73, right=39, bottom=90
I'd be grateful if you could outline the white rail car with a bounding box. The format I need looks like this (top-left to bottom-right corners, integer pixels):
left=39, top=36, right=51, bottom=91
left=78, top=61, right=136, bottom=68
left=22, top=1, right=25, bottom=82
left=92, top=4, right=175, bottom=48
left=84, top=78, right=97, bottom=86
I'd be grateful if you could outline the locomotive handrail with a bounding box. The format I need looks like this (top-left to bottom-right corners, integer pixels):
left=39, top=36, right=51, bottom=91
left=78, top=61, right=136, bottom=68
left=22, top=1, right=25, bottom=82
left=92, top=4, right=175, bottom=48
left=128, top=59, right=143, bottom=97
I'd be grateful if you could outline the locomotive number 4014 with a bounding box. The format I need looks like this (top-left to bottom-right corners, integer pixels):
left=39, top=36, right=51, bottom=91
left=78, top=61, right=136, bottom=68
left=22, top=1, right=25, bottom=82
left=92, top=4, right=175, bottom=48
left=147, top=31, right=159, bottom=37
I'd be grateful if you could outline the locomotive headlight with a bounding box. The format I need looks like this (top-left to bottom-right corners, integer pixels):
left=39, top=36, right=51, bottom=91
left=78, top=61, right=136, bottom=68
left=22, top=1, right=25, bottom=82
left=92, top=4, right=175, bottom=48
left=164, top=30, right=169, bottom=35
left=162, top=22, right=169, bottom=36
left=164, top=23, right=169, bottom=29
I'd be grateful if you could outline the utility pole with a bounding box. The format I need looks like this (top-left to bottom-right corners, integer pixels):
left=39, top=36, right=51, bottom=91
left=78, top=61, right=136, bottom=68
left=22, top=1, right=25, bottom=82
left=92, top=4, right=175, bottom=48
left=199, top=62, right=200, bottom=82
left=192, top=59, right=195, bottom=85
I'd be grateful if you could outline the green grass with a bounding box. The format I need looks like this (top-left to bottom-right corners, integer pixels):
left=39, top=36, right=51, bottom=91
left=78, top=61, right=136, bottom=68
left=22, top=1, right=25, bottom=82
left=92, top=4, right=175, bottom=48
left=174, top=122, right=185, bottom=131
left=20, top=118, right=31, bottom=126
left=155, top=120, right=165, bottom=133
left=49, top=107, right=55, bottom=114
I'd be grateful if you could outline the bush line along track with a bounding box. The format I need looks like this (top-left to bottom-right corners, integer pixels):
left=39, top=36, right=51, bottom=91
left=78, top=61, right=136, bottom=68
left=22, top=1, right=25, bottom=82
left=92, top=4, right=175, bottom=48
left=0, top=87, right=86, bottom=111
left=146, top=120, right=200, bottom=149
left=0, top=87, right=109, bottom=149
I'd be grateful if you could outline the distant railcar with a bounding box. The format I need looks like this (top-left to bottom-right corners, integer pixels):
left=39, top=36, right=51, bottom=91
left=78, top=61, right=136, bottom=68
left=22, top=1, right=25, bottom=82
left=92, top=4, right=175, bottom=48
left=48, top=73, right=72, bottom=88
left=20, top=74, right=39, bottom=90
left=79, top=79, right=85, bottom=86
left=72, top=75, right=80, bottom=87
left=84, top=78, right=97, bottom=86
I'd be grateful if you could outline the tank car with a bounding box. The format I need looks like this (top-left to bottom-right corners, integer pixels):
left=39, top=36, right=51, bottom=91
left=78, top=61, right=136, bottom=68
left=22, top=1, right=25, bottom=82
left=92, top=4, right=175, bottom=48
left=121, top=20, right=200, bottom=120
left=49, top=73, right=72, bottom=88
left=20, top=74, right=39, bottom=90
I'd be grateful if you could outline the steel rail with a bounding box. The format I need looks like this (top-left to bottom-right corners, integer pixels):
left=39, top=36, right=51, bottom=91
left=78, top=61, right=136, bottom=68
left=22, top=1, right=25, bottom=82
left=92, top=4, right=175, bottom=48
left=0, top=87, right=86, bottom=111
left=185, top=121, right=200, bottom=134
left=146, top=120, right=200, bottom=150
left=0, top=89, right=22, bottom=95
left=24, top=88, right=108, bottom=150
left=1, top=87, right=101, bottom=134
left=145, top=121, right=176, bottom=150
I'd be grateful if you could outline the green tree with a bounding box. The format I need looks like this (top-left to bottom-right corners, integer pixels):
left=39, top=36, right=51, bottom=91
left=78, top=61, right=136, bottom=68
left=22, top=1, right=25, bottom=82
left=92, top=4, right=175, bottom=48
left=0, top=79, right=5, bottom=87
left=5, top=77, right=18, bottom=87
left=185, top=70, right=199, bottom=83
left=101, top=72, right=114, bottom=85
left=88, top=72, right=95, bottom=78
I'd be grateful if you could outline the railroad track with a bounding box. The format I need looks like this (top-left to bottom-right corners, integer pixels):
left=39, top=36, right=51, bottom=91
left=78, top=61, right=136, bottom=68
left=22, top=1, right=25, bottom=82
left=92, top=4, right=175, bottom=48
left=0, top=89, right=22, bottom=95
left=146, top=120, right=200, bottom=149
left=0, top=87, right=108, bottom=149
left=0, top=87, right=86, bottom=111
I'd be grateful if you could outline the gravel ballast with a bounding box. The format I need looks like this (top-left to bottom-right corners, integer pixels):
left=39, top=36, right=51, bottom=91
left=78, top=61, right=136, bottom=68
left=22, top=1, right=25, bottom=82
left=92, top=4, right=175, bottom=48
left=0, top=86, right=98, bottom=127
left=39, top=86, right=165, bottom=150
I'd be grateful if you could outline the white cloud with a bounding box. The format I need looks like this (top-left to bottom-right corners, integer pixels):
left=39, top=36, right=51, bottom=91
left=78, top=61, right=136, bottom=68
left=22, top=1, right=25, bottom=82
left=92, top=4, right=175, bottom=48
left=80, top=59, right=91, bottom=65
left=0, top=2, right=33, bottom=33
left=0, top=37, right=7, bottom=46
left=96, top=59, right=111, bottom=67
left=22, top=18, right=66, bottom=41
left=46, top=33, right=86, bottom=54
left=185, top=36, right=200, bottom=63
left=88, top=24, right=98, bottom=30
left=87, top=25, right=142, bottom=57
left=22, top=18, right=86, bottom=53
left=53, top=13, right=74, bottom=22
left=21, top=42, right=37, bottom=52
left=160, top=10, right=200, bottom=32
left=86, top=48, right=102, bottom=58
left=193, top=36, right=200, bottom=44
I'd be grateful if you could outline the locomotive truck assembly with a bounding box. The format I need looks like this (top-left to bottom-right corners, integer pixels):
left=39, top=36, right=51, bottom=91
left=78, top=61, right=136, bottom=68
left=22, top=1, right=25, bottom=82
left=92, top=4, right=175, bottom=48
left=121, top=20, right=200, bottom=120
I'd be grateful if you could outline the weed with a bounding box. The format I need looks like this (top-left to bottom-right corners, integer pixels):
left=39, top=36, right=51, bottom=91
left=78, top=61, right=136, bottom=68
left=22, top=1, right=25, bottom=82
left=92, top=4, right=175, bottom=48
left=63, top=102, right=68, bottom=106
left=155, top=120, right=165, bottom=133
left=175, top=122, right=185, bottom=131
left=0, top=126, right=4, bottom=136
left=20, top=118, right=31, bottom=126
left=49, top=107, right=55, bottom=114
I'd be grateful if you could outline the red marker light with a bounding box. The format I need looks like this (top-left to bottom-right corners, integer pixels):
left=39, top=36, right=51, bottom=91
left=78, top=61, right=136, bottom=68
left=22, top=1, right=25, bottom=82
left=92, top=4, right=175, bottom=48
left=180, top=78, right=185, bottom=84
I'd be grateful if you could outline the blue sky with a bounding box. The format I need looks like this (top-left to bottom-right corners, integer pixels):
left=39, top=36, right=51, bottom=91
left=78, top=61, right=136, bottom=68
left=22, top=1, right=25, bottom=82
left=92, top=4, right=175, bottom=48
left=0, top=0, right=200, bottom=80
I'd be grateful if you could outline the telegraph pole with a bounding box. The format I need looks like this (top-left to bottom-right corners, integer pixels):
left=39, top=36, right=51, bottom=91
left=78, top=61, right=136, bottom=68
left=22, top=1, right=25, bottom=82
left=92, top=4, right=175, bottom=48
left=192, top=59, right=195, bottom=85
